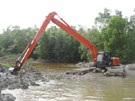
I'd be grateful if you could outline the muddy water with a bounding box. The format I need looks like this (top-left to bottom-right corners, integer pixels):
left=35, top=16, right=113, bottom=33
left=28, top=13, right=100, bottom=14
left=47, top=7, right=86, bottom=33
left=2, top=63, right=135, bottom=101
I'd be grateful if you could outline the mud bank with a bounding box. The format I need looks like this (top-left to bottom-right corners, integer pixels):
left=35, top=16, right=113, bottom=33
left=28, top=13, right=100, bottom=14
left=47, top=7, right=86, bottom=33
left=0, top=64, right=83, bottom=101
left=126, top=64, right=135, bottom=70
left=0, top=64, right=47, bottom=101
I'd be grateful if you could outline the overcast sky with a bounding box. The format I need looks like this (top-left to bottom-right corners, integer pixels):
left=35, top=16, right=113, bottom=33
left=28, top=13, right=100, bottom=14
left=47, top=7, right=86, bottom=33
left=0, top=0, right=134, bottom=33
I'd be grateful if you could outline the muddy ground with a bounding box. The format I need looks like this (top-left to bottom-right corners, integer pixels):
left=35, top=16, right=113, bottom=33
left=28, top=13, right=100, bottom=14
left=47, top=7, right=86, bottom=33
left=0, top=63, right=89, bottom=101
left=0, top=64, right=47, bottom=101
left=0, top=62, right=135, bottom=101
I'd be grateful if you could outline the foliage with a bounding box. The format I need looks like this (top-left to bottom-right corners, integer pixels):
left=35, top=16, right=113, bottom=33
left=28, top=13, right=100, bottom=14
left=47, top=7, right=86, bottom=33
left=0, top=26, right=37, bottom=57
left=95, top=8, right=111, bottom=28
left=0, top=8, right=135, bottom=64
left=0, top=62, right=12, bottom=67
left=78, top=27, right=102, bottom=61
left=126, top=14, right=135, bottom=63
left=102, top=16, right=128, bottom=63
left=34, top=26, right=80, bottom=62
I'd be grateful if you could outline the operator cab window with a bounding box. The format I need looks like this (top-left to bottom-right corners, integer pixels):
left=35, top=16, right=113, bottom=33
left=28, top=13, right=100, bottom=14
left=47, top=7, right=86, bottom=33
left=97, top=54, right=103, bottom=62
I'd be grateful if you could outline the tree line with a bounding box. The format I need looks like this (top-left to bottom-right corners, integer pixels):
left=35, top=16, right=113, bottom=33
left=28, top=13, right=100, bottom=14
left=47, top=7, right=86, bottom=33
left=0, top=8, right=135, bottom=64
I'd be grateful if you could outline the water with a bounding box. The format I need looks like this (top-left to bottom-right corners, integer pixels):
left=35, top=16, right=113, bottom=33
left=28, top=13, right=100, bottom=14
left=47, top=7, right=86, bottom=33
left=2, top=63, right=135, bottom=101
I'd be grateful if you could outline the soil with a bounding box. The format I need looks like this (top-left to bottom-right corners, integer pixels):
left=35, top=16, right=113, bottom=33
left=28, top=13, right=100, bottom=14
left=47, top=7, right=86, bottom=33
left=0, top=64, right=47, bottom=101
left=0, top=63, right=86, bottom=101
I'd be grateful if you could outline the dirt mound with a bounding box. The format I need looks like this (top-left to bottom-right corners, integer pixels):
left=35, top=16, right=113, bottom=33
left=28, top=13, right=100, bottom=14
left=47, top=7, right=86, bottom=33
left=126, top=64, right=135, bottom=70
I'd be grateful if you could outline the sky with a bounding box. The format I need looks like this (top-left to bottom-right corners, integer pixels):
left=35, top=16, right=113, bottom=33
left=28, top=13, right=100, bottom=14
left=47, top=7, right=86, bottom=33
left=0, top=0, right=135, bottom=33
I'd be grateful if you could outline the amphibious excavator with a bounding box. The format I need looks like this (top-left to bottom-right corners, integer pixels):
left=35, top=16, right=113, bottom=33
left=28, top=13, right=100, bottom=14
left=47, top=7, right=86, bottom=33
left=11, top=12, right=122, bottom=75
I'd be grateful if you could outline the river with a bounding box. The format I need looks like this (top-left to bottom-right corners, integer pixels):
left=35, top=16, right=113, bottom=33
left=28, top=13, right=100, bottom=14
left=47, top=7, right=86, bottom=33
left=2, top=63, right=135, bottom=101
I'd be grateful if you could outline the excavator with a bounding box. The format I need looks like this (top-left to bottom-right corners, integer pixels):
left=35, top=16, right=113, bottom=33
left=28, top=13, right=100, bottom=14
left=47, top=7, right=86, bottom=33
left=10, top=12, right=121, bottom=74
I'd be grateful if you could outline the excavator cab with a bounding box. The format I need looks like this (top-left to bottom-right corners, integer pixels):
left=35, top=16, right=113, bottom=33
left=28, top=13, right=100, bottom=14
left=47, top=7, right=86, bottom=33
left=96, top=52, right=120, bottom=69
left=96, top=52, right=112, bottom=68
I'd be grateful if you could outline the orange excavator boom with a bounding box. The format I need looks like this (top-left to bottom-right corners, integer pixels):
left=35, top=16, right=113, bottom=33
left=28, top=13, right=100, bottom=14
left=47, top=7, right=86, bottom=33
left=13, top=12, right=98, bottom=73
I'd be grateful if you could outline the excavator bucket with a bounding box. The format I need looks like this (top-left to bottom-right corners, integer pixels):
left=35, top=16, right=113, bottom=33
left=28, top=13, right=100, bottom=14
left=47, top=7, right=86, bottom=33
left=9, top=67, right=20, bottom=75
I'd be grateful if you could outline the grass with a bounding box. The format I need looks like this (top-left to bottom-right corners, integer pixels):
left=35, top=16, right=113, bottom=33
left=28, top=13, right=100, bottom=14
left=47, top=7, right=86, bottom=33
left=0, top=61, right=33, bottom=68
left=0, top=54, right=34, bottom=68
left=0, top=54, right=19, bottom=59
left=0, top=62, right=13, bottom=67
left=0, top=54, right=19, bottom=67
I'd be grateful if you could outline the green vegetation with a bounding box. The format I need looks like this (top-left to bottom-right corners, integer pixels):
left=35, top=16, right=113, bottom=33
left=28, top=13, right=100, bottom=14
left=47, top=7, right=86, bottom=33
left=0, top=8, right=135, bottom=64
left=0, top=62, right=12, bottom=67
left=34, top=27, right=80, bottom=62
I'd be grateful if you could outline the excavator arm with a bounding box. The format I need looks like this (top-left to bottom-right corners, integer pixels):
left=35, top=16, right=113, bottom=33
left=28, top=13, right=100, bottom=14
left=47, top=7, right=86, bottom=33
left=51, top=17, right=97, bottom=63
left=13, top=12, right=98, bottom=73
